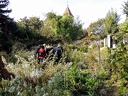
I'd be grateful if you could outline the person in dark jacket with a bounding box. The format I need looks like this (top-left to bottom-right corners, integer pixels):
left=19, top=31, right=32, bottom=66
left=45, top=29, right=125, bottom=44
left=45, top=44, right=53, bottom=59
left=35, top=45, right=46, bottom=64
left=52, top=44, right=63, bottom=63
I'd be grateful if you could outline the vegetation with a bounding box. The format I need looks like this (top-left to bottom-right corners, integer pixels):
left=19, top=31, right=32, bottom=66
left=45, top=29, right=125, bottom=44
left=0, top=0, right=128, bottom=96
left=0, top=0, right=12, bottom=52
left=43, top=12, right=84, bottom=43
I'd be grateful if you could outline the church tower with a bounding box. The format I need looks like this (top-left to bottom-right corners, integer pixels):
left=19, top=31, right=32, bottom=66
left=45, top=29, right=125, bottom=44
left=63, top=2, right=73, bottom=17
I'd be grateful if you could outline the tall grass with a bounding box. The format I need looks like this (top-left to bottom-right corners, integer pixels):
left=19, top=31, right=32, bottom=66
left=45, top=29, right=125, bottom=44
left=0, top=45, right=117, bottom=96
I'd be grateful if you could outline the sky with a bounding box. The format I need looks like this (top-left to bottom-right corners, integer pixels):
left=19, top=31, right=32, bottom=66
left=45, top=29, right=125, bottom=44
left=9, top=0, right=127, bottom=29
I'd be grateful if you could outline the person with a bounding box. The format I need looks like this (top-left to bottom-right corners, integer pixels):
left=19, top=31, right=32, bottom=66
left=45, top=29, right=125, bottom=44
left=52, top=44, right=63, bottom=63
left=43, top=43, right=46, bottom=51
left=45, top=44, right=53, bottom=59
left=35, top=45, right=46, bottom=64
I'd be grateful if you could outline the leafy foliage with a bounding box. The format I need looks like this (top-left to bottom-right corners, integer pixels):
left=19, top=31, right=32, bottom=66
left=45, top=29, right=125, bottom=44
left=43, top=12, right=83, bottom=42
left=86, top=19, right=105, bottom=39
left=122, top=0, right=128, bottom=17
left=1, top=1, right=128, bottom=95
left=104, top=8, right=120, bottom=35
left=108, top=19, right=128, bottom=95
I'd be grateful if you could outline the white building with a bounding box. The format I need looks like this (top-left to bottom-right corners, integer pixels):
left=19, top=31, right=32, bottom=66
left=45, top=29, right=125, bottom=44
left=104, top=34, right=128, bottom=48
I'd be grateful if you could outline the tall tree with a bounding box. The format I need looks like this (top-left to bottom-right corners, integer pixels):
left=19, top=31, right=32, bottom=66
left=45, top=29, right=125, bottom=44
left=16, top=16, right=43, bottom=40
left=104, top=9, right=120, bottom=35
left=0, top=0, right=11, bottom=35
left=86, top=19, right=105, bottom=39
left=122, top=0, right=128, bottom=17
left=43, top=12, right=83, bottom=43
left=0, top=0, right=12, bottom=51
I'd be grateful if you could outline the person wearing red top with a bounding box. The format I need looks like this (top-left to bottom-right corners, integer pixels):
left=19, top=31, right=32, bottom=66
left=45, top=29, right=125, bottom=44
left=35, top=45, right=46, bottom=64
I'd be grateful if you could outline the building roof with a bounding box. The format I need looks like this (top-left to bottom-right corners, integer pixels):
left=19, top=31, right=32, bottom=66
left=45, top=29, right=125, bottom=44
left=63, top=6, right=73, bottom=17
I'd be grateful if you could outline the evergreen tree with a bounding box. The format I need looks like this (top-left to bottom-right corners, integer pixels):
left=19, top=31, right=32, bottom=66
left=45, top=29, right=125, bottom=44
left=122, top=0, right=128, bottom=17
left=0, top=0, right=11, bottom=37
left=0, top=0, right=12, bottom=51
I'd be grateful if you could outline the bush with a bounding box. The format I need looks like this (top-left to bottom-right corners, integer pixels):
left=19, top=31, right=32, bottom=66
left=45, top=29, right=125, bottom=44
left=64, top=64, right=106, bottom=96
left=78, top=45, right=88, bottom=53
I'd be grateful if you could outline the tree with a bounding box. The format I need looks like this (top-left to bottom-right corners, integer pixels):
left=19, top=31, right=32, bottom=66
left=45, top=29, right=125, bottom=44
left=17, top=16, right=43, bottom=39
left=0, top=0, right=13, bottom=52
left=104, top=9, right=120, bottom=35
left=0, top=0, right=11, bottom=36
left=122, top=0, right=128, bottom=17
left=4, top=16, right=46, bottom=48
left=43, top=12, right=83, bottom=43
left=120, top=17, right=128, bottom=32
left=59, top=15, right=75, bottom=41
left=86, top=19, right=105, bottom=39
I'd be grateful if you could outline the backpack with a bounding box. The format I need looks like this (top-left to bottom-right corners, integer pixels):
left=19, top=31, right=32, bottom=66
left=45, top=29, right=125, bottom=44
left=38, top=47, right=44, bottom=56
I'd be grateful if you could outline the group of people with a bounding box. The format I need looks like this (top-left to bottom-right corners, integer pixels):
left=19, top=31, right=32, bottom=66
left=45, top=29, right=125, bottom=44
left=35, top=44, right=63, bottom=64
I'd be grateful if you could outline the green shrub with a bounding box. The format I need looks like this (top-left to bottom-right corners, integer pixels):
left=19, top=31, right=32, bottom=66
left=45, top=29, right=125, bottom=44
left=8, top=53, right=18, bottom=64
left=63, top=64, right=106, bottom=96
left=78, top=45, right=88, bottom=53
left=66, top=44, right=77, bottom=50
left=100, top=41, right=104, bottom=47
left=91, top=43, right=97, bottom=49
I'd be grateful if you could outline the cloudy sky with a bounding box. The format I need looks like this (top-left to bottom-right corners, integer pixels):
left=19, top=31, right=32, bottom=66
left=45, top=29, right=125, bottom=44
left=9, top=0, right=127, bottom=28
